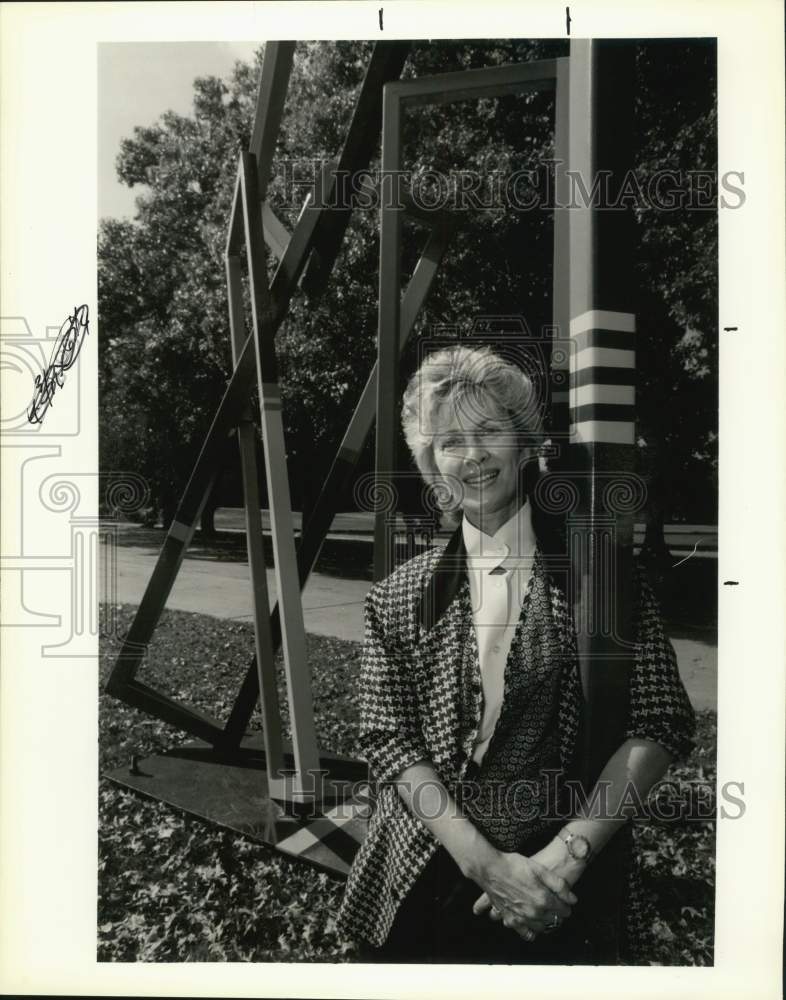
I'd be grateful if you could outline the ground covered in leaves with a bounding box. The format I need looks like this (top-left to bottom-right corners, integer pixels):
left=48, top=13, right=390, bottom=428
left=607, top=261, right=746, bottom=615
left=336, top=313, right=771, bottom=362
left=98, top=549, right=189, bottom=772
left=99, top=604, right=716, bottom=964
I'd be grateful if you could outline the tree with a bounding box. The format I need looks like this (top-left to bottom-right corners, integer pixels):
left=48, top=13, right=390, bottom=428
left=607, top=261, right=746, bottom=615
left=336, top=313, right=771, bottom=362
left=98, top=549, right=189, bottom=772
left=633, top=40, right=718, bottom=563
left=99, top=59, right=262, bottom=529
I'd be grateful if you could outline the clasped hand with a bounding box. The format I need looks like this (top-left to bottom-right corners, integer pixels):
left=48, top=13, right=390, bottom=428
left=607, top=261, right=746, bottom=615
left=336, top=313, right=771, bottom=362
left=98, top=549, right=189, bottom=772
left=472, top=849, right=577, bottom=940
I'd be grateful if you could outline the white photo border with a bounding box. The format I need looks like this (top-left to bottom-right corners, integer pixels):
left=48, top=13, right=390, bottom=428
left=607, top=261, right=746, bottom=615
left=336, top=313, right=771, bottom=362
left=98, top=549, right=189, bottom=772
left=0, top=1, right=783, bottom=997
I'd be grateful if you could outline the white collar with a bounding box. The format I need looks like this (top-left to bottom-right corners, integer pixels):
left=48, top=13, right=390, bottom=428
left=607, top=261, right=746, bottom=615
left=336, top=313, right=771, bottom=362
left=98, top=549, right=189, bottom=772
left=462, top=501, right=536, bottom=571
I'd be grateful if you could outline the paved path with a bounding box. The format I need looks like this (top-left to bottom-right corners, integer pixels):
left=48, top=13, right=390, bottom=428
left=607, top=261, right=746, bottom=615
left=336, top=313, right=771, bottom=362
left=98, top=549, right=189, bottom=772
left=112, top=547, right=369, bottom=643
left=108, top=544, right=717, bottom=712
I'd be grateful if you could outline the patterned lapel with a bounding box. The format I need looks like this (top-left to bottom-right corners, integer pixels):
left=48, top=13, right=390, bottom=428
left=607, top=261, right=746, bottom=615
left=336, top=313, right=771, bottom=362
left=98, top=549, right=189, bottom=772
left=416, top=525, right=466, bottom=634
left=413, top=528, right=479, bottom=773
left=542, top=564, right=582, bottom=776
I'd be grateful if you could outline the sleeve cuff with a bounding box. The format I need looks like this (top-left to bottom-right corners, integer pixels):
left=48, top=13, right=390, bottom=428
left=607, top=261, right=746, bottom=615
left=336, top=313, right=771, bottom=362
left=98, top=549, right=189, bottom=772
left=622, top=725, right=696, bottom=763
left=358, top=731, right=430, bottom=786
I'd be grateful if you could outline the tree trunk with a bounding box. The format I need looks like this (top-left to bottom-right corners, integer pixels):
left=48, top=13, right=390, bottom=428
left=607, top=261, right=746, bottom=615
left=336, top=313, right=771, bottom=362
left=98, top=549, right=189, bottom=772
left=637, top=433, right=673, bottom=582
left=642, top=508, right=670, bottom=564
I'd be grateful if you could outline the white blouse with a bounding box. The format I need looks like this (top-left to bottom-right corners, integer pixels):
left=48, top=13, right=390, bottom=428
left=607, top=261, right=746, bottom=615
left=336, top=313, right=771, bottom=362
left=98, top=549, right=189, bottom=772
left=462, top=501, right=537, bottom=763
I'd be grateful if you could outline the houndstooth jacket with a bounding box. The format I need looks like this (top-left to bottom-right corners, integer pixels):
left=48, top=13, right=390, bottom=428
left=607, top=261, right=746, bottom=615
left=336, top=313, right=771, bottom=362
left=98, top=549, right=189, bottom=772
left=336, top=525, right=696, bottom=950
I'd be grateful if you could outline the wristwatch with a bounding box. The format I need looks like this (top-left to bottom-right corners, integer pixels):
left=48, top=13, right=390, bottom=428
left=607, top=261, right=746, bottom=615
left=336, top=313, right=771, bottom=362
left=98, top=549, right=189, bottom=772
left=558, top=830, right=593, bottom=863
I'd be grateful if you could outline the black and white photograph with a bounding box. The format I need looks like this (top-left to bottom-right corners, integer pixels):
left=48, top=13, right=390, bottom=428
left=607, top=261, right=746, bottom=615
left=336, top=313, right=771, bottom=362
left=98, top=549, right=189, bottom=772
left=0, top=2, right=784, bottom=996
left=97, top=32, right=717, bottom=965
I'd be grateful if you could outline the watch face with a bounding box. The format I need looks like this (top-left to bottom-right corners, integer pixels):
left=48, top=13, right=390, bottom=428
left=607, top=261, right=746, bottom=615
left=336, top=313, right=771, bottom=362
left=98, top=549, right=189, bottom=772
left=567, top=834, right=591, bottom=860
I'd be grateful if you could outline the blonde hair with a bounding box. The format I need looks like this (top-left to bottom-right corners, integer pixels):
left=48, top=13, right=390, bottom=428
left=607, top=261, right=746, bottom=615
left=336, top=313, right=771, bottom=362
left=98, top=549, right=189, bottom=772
left=401, top=345, right=545, bottom=496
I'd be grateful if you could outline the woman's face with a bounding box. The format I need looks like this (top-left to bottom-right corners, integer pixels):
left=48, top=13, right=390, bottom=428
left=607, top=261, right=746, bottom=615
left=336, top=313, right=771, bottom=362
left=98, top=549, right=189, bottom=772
left=430, top=393, right=533, bottom=534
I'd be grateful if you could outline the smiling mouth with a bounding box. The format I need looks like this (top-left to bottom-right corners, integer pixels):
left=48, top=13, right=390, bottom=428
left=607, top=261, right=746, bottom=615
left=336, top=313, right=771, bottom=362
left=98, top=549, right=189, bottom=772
left=463, top=470, right=499, bottom=487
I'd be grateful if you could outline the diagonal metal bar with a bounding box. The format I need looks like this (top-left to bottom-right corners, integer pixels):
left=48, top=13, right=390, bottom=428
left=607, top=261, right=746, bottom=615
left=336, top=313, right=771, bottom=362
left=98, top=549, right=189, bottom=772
left=111, top=679, right=226, bottom=744
left=226, top=165, right=245, bottom=257
left=239, top=149, right=321, bottom=794
left=106, top=454, right=226, bottom=697
left=299, top=41, right=410, bottom=297
left=224, top=220, right=452, bottom=742
left=250, top=41, right=296, bottom=199
left=261, top=201, right=292, bottom=260
left=226, top=225, right=286, bottom=779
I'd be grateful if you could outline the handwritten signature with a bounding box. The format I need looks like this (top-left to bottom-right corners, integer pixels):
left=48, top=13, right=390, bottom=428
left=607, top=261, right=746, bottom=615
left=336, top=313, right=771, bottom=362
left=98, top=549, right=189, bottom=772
left=27, top=304, right=90, bottom=424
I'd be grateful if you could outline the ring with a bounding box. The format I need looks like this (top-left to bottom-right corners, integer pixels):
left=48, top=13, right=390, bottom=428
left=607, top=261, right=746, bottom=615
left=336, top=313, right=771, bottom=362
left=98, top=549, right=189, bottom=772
left=549, top=914, right=561, bottom=929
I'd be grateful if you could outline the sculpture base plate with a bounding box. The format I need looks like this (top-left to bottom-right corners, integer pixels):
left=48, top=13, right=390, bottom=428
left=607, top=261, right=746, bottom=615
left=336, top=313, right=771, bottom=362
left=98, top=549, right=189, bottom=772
left=103, top=735, right=370, bottom=878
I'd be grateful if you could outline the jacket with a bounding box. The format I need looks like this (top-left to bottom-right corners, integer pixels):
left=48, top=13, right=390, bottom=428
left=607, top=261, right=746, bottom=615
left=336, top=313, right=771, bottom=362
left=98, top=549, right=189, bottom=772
left=336, top=527, right=697, bottom=949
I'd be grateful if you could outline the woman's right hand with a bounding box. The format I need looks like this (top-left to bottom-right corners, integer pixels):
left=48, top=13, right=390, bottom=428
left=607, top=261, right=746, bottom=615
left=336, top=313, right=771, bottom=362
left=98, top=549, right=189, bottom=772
left=473, top=850, right=577, bottom=937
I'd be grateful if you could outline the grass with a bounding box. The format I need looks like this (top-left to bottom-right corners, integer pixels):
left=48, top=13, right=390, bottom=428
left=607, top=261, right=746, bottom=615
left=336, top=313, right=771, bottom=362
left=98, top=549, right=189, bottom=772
left=98, top=604, right=716, bottom=964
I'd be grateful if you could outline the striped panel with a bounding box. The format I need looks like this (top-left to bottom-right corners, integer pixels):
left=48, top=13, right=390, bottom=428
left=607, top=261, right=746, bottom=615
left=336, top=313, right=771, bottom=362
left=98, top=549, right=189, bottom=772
left=572, top=421, right=635, bottom=445
left=570, top=367, right=636, bottom=388
left=571, top=384, right=634, bottom=408
left=570, top=309, right=636, bottom=335
left=573, top=346, right=635, bottom=370
left=572, top=328, right=634, bottom=353
left=572, top=403, right=636, bottom=423
left=569, top=311, right=636, bottom=444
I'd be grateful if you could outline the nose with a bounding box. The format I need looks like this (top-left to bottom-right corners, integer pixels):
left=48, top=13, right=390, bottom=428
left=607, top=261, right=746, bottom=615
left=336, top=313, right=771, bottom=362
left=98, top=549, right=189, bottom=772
left=462, top=440, right=489, bottom=467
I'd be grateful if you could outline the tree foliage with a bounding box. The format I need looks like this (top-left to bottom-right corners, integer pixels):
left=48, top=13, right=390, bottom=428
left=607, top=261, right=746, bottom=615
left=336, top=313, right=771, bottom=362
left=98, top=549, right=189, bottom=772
left=633, top=40, right=718, bottom=554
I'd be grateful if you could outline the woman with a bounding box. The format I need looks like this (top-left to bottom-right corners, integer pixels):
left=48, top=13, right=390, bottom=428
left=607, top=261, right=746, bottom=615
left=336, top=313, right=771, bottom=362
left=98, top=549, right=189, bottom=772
left=336, top=345, right=696, bottom=964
